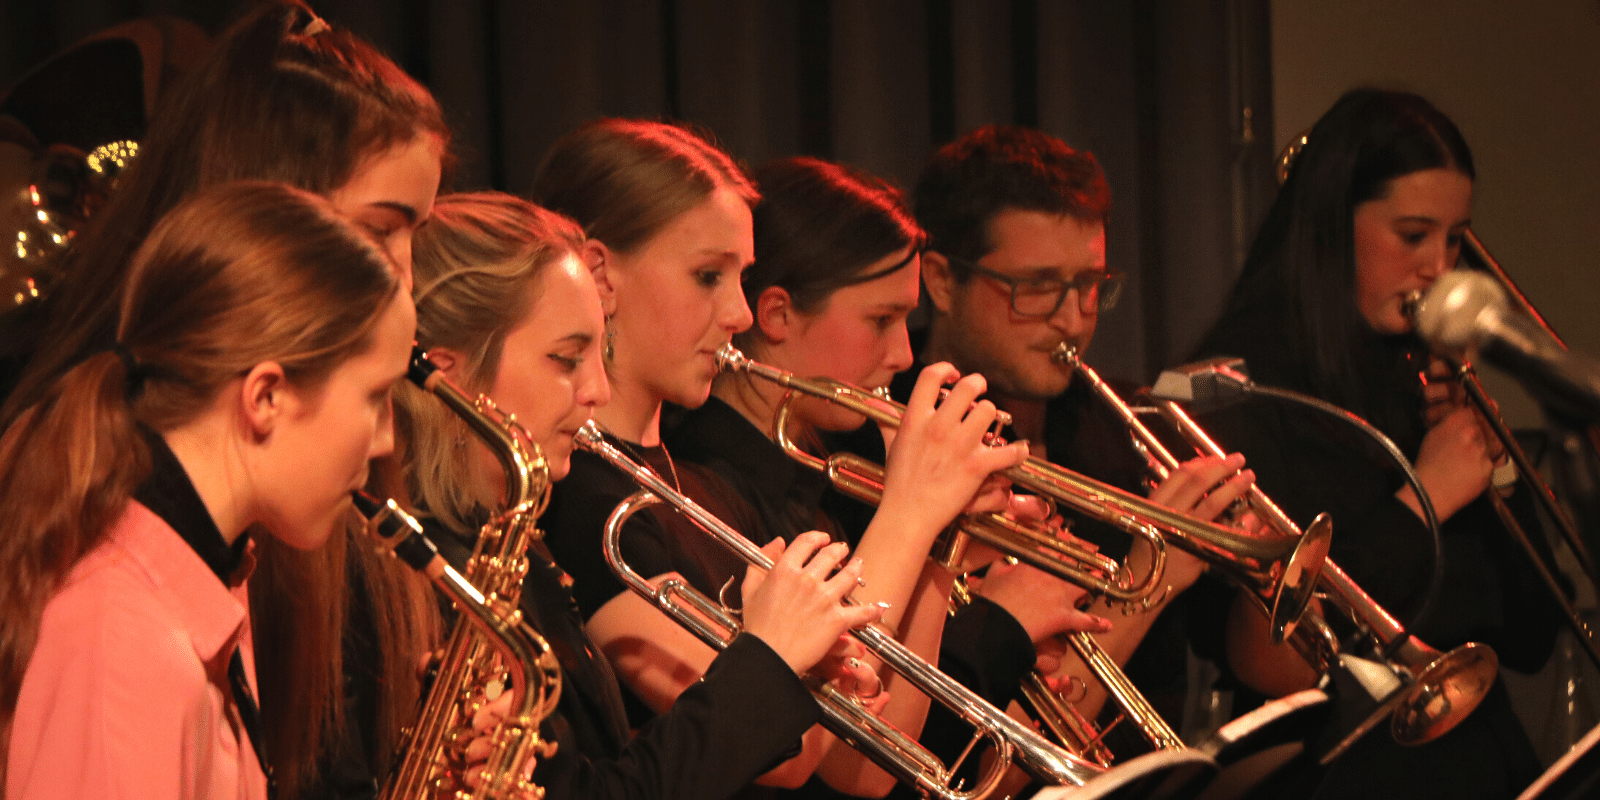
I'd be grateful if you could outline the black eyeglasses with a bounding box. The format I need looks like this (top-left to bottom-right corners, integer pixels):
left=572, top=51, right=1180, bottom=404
left=947, top=256, right=1125, bottom=317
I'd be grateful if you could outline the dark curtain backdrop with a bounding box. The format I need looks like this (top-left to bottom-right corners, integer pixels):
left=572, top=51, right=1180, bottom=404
left=1, top=0, right=1276, bottom=383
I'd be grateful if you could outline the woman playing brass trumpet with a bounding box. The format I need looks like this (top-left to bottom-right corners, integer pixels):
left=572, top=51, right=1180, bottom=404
left=533, top=121, right=1028, bottom=797
left=1193, top=88, right=1561, bottom=798
left=667, top=157, right=1117, bottom=776
left=388, top=190, right=882, bottom=799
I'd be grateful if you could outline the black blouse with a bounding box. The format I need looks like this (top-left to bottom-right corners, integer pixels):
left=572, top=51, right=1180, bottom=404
left=1194, top=309, right=1561, bottom=671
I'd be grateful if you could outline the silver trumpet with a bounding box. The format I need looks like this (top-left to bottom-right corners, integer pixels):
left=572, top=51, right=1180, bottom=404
left=574, top=420, right=1215, bottom=797
left=1054, top=343, right=1498, bottom=750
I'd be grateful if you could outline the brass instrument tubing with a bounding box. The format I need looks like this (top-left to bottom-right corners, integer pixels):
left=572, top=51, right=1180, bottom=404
left=379, top=348, right=557, bottom=800
left=1063, top=632, right=1186, bottom=752
left=576, top=420, right=1110, bottom=792
left=728, top=344, right=1167, bottom=607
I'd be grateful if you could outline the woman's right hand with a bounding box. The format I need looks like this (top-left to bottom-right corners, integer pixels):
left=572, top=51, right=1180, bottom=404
left=876, top=363, right=1030, bottom=544
left=1401, top=404, right=1494, bottom=521
left=740, top=531, right=881, bottom=674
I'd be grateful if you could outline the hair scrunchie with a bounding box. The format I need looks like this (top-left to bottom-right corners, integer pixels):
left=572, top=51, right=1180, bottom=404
left=111, top=342, right=147, bottom=400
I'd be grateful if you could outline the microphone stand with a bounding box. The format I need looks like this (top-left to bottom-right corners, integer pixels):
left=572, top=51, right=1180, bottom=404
left=1447, top=356, right=1600, bottom=672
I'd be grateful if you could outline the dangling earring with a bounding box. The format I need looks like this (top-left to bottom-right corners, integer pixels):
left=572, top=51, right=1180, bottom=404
left=603, top=315, right=617, bottom=365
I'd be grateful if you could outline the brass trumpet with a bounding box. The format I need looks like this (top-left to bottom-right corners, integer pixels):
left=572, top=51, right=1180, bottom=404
left=715, top=343, right=1167, bottom=608
left=949, top=577, right=1186, bottom=769
left=1054, top=344, right=1498, bottom=750
left=720, top=344, right=1327, bottom=639
left=711, top=346, right=1193, bottom=767
left=574, top=420, right=1217, bottom=796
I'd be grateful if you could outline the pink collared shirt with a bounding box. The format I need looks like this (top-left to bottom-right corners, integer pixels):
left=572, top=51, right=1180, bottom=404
left=6, top=501, right=267, bottom=800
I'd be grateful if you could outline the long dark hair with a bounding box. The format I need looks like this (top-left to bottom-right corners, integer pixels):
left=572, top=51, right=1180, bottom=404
left=0, top=181, right=400, bottom=780
left=734, top=156, right=923, bottom=354
left=1210, top=88, right=1473, bottom=427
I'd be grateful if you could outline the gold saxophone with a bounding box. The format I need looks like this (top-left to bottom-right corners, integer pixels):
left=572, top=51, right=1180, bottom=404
left=376, top=346, right=563, bottom=800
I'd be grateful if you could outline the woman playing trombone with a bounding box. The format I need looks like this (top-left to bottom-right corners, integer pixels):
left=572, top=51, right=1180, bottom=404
left=1193, top=88, right=1561, bottom=799
left=385, top=190, right=880, bottom=800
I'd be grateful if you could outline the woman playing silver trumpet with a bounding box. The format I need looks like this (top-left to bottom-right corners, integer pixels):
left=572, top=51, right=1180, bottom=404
left=379, top=190, right=883, bottom=800
left=532, top=121, right=1039, bottom=799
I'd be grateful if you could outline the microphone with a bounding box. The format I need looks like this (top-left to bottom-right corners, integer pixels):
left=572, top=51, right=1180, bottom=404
left=1414, top=270, right=1600, bottom=423
left=1150, top=356, right=1251, bottom=413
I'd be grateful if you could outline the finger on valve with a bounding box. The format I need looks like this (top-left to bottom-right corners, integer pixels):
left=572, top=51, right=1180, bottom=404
left=742, top=532, right=878, bottom=673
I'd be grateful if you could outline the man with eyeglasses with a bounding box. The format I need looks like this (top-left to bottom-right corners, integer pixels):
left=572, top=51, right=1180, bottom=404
left=826, top=126, right=1258, bottom=778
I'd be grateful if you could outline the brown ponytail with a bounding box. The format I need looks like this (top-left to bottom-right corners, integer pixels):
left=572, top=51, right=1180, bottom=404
left=0, top=180, right=400, bottom=783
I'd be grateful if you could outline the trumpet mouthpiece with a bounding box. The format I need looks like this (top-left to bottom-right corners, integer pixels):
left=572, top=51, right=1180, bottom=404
left=1051, top=343, right=1080, bottom=366
left=715, top=343, right=749, bottom=372
left=1401, top=291, right=1423, bottom=321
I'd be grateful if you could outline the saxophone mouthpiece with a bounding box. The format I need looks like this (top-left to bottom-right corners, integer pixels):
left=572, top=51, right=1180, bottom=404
left=1051, top=342, right=1080, bottom=366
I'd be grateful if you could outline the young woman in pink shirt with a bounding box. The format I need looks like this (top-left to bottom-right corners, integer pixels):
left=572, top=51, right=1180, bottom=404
left=0, top=180, right=415, bottom=800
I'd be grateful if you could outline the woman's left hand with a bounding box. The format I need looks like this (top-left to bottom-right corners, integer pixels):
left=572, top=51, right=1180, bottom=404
left=462, top=688, right=542, bottom=796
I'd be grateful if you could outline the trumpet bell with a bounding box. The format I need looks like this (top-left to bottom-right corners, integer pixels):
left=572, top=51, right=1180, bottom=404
left=1391, top=642, right=1499, bottom=747
left=1268, top=512, right=1333, bottom=642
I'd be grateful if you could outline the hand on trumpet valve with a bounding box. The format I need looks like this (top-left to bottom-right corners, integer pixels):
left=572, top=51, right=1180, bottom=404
left=973, top=559, right=1113, bottom=667
left=970, top=497, right=1115, bottom=660
left=814, top=637, right=891, bottom=713
left=1147, top=453, right=1258, bottom=530
left=877, top=364, right=1031, bottom=538
left=740, top=532, right=883, bottom=675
